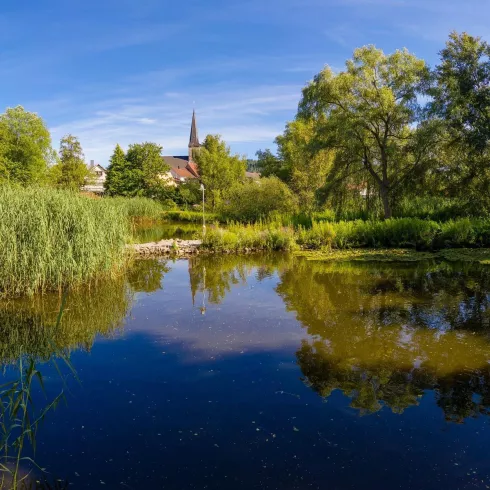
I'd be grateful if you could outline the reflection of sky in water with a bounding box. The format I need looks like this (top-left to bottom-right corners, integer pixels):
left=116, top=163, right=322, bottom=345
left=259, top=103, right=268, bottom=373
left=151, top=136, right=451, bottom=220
left=3, top=256, right=490, bottom=489
left=129, top=261, right=304, bottom=360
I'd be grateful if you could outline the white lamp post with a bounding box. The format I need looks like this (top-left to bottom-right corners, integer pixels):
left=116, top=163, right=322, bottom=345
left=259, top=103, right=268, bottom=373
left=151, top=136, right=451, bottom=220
left=200, top=183, right=206, bottom=234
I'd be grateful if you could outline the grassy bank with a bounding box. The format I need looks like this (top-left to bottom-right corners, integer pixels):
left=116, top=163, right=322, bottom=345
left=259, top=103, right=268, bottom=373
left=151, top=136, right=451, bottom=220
left=195, top=217, right=490, bottom=254
left=295, top=217, right=490, bottom=250
left=0, top=186, right=130, bottom=297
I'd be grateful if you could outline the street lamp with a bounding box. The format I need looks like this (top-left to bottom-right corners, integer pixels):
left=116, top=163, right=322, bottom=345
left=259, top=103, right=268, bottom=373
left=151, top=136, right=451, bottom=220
left=200, top=183, right=206, bottom=234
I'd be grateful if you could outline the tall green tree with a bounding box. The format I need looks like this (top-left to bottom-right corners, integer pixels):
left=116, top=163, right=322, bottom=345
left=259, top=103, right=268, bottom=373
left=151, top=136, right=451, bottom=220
left=104, top=144, right=128, bottom=196
left=276, top=119, right=333, bottom=212
left=55, top=134, right=90, bottom=190
left=0, top=106, right=55, bottom=185
left=195, top=135, right=246, bottom=208
left=428, top=32, right=490, bottom=208
left=124, top=142, right=170, bottom=198
left=299, top=45, right=429, bottom=219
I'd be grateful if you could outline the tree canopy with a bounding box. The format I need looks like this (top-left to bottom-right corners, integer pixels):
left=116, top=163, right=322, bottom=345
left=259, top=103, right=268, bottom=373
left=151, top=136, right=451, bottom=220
left=0, top=106, right=55, bottom=185
left=104, top=142, right=170, bottom=198
left=53, top=134, right=90, bottom=190
left=195, top=135, right=246, bottom=208
left=298, top=45, right=429, bottom=218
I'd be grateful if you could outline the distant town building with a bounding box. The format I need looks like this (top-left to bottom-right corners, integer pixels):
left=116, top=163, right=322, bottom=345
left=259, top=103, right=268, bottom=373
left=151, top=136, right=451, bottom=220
left=83, top=160, right=107, bottom=194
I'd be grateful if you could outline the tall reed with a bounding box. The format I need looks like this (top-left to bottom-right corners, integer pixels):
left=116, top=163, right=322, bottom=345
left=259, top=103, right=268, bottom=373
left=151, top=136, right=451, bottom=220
left=0, top=186, right=130, bottom=297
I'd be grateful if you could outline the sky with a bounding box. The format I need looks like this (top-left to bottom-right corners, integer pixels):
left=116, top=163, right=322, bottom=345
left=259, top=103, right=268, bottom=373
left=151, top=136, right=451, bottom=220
left=0, top=0, right=488, bottom=165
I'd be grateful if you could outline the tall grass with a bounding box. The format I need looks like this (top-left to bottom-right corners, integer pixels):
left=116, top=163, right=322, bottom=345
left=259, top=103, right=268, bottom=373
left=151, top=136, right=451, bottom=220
left=106, top=196, right=164, bottom=222
left=0, top=186, right=130, bottom=297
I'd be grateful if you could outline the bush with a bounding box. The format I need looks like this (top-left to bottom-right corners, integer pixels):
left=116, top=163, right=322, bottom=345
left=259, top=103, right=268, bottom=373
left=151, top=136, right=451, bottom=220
left=220, top=177, right=299, bottom=222
left=0, top=186, right=129, bottom=297
left=201, top=223, right=296, bottom=251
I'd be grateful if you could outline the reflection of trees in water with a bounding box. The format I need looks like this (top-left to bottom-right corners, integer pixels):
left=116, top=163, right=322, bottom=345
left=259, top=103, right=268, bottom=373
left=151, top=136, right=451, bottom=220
left=188, top=254, right=290, bottom=305
left=126, top=259, right=170, bottom=293
left=297, top=340, right=490, bottom=423
left=0, top=258, right=171, bottom=488
left=275, top=259, right=490, bottom=422
left=0, top=277, right=132, bottom=364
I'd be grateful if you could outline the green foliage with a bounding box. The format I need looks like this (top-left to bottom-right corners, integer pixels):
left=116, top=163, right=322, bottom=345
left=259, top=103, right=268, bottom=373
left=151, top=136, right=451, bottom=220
left=276, top=119, right=333, bottom=212
left=195, top=135, right=247, bottom=208
left=0, top=186, right=129, bottom=298
left=104, top=144, right=128, bottom=196
left=106, top=196, right=164, bottom=221
left=104, top=142, right=170, bottom=198
left=201, top=223, right=296, bottom=251
left=299, top=45, right=429, bottom=218
left=430, top=32, right=490, bottom=154
left=220, top=176, right=298, bottom=222
left=255, top=149, right=290, bottom=181
left=295, top=217, right=490, bottom=250
left=162, top=210, right=220, bottom=223
left=176, top=179, right=203, bottom=207
left=0, top=106, right=55, bottom=185
left=52, top=134, right=90, bottom=190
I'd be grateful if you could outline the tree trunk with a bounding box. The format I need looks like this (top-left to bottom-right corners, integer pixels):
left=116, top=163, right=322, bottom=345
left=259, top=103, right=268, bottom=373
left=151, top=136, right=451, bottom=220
left=380, top=186, right=392, bottom=219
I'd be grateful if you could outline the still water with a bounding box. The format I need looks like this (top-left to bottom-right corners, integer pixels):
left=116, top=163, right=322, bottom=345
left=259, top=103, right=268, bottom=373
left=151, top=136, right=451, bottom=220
left=1, top=254, right=490, bottom=489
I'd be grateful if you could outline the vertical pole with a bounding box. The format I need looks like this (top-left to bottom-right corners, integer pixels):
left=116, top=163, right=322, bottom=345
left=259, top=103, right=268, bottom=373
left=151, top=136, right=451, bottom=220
left=202, top=186, right=206, bottom=234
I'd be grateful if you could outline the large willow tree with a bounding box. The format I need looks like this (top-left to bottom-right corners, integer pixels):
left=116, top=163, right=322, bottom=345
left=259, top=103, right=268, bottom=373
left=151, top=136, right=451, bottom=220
left=299, top=46, right=430, bottom=219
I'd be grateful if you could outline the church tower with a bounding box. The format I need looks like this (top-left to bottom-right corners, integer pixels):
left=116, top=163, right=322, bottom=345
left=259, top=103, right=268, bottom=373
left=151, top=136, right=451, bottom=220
left=188, top=110, right=200, bottom=162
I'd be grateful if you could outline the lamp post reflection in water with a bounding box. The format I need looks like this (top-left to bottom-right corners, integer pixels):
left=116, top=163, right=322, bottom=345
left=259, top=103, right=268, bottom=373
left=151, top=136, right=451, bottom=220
left=199, top=265, right=207, bottom=315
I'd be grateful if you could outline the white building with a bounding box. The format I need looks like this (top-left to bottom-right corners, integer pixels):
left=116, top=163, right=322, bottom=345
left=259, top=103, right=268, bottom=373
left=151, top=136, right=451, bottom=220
left=83, top=160, right=107, bottom=194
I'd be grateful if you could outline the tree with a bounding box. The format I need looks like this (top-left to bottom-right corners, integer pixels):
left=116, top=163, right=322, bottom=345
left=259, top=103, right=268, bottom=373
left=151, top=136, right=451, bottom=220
left=104, top=144, right=129, bottom=196
left=428, top=32, right=490, bottom=207
left=220, top=176, right=298, bottom=222
left=195, top=135, right=246, bottom=208
left=430, top=31, right=490, bottom=154
left=0, top=106, right=55, bottom=185
left=276, top=119, right=333, bottom=212
left=299, top=45, right=429, bottom=219
left=55, top=135, right=90, bottom=190
left=124, top=142, right=169, bottom=198
left=255, top=149, right=290, bottom=181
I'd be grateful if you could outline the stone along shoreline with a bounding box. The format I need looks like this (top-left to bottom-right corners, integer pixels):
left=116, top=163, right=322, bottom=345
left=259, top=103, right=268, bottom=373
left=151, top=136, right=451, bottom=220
left=132, top=239, right=203, bottom=256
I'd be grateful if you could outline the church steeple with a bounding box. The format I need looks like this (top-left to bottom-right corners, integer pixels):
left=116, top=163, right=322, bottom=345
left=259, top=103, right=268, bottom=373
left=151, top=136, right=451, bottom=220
left=189, top=110, right=200, bottom=149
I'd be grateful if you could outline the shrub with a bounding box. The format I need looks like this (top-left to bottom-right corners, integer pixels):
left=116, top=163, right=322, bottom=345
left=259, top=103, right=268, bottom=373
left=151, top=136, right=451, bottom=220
left=0, top=186, right=129, bottom=297
left=220, top=177, right=299, bottom=222
left=201, top=223, right=296, bottom=251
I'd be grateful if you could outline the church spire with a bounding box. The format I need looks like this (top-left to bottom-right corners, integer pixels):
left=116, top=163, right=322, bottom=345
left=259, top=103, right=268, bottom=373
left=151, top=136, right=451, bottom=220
left=188, top=110, right=200, bottom=148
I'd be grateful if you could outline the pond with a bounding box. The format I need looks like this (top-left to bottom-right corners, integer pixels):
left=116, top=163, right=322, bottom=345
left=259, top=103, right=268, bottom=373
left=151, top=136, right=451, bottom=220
left=1, top=253, right=490, bottom=489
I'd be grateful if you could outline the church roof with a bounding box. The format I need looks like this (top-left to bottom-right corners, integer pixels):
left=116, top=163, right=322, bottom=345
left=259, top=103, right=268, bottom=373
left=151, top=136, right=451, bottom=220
left=162, top=155, right=199, bottom=179
left=188, top=110, right=200, bottom=148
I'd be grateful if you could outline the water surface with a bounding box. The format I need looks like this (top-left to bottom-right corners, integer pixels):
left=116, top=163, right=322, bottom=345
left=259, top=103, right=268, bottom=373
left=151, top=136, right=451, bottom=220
left=1, top=254, right=490, bottom=489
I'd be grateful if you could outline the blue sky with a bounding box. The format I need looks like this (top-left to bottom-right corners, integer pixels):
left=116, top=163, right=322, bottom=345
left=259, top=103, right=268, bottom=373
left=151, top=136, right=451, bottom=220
left=0, top=0, right=487, bottom=164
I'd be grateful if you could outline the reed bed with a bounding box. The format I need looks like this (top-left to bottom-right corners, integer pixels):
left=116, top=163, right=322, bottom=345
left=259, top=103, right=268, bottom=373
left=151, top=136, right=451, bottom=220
left=0, top=186, right=130, bottom=297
